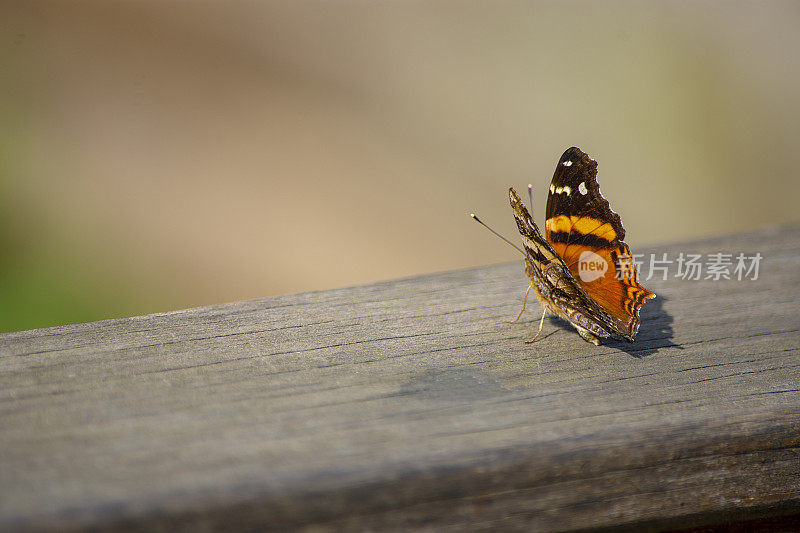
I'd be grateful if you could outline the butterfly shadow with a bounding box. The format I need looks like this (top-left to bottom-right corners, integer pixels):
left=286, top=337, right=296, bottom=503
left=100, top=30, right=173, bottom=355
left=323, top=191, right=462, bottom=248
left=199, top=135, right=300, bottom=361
left=605, top=295, right=680, bottom=358
left=543, top=295, right=678, bottom=358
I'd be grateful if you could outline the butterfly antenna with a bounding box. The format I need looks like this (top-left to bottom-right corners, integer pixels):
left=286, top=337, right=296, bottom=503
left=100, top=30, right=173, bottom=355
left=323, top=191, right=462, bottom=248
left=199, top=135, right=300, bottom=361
left=470, top=213, right=525, bottom=255
left=527, top=184, right=534, bottom=212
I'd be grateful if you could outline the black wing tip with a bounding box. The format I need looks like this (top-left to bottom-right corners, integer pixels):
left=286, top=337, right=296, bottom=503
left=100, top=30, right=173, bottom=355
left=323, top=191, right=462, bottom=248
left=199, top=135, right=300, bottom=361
left=559, top=146, right=596, bottom=168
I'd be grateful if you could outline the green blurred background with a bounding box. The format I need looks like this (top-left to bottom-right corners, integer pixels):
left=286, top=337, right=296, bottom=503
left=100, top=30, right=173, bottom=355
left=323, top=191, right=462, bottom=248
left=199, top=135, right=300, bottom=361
left=1, top=1, right=799, bottom=333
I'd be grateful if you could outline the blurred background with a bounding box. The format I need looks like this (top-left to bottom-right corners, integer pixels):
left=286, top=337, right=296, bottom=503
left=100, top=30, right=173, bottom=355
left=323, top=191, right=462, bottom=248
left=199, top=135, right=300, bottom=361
left=1, top=1, right=799, bottom=333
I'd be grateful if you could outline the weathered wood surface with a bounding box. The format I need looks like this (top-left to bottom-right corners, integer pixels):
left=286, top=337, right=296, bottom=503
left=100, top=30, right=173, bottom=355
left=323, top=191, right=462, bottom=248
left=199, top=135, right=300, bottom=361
left=1, top=224, right=799, bottom=531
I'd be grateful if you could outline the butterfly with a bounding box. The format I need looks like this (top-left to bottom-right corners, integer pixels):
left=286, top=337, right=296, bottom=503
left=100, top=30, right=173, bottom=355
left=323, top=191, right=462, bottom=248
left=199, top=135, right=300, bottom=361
left=476, top=147, right=655, bottom=345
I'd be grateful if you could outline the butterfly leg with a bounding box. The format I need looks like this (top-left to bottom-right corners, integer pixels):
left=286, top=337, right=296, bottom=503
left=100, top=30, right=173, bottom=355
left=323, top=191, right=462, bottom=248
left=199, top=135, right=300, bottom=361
left=524, top=307, right=548, bottom=344
left=507, top=284, right=533, bottom=324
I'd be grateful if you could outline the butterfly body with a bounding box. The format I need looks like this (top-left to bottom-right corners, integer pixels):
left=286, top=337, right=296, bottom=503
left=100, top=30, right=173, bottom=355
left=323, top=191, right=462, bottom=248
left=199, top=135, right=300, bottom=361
left=509, top=147, right=655, bottom=345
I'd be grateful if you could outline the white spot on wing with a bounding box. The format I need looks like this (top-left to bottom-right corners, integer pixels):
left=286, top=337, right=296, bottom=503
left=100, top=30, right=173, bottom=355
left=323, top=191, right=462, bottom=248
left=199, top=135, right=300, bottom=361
left=562, top=186, right=571, bottom=195
left=562, top=160, right=573, bottom=167
left=549, top=184, right=555, bottom=193
left=578, top=181, right=588, bottom=195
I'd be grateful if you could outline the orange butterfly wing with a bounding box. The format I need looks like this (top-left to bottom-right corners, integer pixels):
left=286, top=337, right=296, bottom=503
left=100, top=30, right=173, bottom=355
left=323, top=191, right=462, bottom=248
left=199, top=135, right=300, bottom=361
left=545, top=148, right=655, bottom=338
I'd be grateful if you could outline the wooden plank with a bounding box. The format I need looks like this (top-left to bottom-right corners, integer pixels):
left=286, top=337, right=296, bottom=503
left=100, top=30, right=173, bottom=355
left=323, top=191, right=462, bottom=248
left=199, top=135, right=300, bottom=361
left=1, top=223, right=799, bottom=531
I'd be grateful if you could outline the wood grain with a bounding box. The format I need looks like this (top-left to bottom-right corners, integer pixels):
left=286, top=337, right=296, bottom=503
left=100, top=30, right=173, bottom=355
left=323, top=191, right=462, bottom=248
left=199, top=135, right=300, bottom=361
left=1, top=223, right=799, bottom=531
